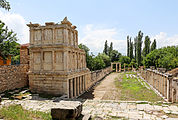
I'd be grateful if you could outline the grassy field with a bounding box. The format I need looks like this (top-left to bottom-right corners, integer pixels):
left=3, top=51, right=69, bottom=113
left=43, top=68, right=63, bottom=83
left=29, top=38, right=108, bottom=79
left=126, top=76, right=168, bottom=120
left=115, top=72, right=163, bottom=102
left=0, top=105, right=51, bottom=120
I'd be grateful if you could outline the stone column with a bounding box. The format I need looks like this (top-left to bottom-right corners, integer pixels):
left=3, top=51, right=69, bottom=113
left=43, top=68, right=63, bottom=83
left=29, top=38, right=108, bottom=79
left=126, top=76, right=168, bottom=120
left=119, top=63, right=121, bottom=72
left=81, top=76, right=83, bottom=92
left=111, top=63, right=113, bottom=71
left=83, top=75, right=86, bottom=91
left=132, top=65, right=133, bottom=71
left=167, top=75, right=173, bottom=102
left=78, top=77, right=80, bottom=94
left=116, top=63, right=117, bottom=72
left=69, top=79, right=73, bottom=98
left=73, top=78, right=76, bottom=97
left=164, top=77, right=168, bottom=99
left=162, top=75, right=164, bottom=96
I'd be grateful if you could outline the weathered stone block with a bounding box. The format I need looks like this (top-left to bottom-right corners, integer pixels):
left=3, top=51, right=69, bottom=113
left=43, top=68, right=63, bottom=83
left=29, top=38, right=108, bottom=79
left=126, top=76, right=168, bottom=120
left=51, top=101, right=82, bottom=120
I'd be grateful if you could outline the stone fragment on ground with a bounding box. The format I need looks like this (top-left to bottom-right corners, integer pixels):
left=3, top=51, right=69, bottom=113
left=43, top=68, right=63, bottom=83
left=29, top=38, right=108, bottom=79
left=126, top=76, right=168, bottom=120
left=51, top=101, right=82, bottom=120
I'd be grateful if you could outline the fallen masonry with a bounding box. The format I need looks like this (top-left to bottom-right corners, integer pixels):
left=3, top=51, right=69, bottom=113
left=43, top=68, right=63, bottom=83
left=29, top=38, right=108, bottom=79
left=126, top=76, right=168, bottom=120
left=51, top=101, right=82, bottom=120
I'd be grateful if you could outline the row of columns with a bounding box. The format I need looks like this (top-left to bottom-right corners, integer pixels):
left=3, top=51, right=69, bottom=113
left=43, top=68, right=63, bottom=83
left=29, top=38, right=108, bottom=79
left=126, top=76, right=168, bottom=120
left=141, top=69, right=175, bottom=102
left=111, top=63, right=126, bottom=72
left=68, top=75, right=86, bottom=98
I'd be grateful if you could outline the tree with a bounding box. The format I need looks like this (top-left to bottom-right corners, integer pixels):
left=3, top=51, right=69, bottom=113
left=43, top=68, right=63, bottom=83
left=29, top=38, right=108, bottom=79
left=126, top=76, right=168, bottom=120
left=136, top=31, right=143, bottom=66
left=108, top=42, right=113, bottom=57
left=151, top=39, right=156, bottom=51
left=143, top=46, right=178, bottom=70
left=0, top=20, right=18, bottom=59
left=134, top=37, right=137, bottom=61
left=119, top=56, right=130, bottom=67
left=0, top=0, right=10, bottom=10
left=103, top=40, right=109, bottom=55
left=129, top=38, right=133, bottom=60
left=79, top=43, right=90, bottom=54
left=93, top=56, right=105, bottom=70
left=143, top=36, right=151, bottom=57
left=127, top=35, right=130, bottom=57
left=110, top=50, right=121, bottom=62
left=79, top=43, right=93, bottom=70
left=98, top=53, right=111, bottom=67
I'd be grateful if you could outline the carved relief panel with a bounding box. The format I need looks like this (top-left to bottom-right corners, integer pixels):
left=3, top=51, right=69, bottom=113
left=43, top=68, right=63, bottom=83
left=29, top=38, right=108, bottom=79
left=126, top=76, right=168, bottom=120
left=33, top=52, right=41, bottom=70
left=44, top=29, right=52, bottom=44
left=63, top=29, right=68, bottom=44
left=43, top=51, right=52, bottom=70
left=55, top=29, right=63, bottom=44
left=54, top=51, right=64, bottom=71
left=71, top=32, right=74, bottom=46
left=34, top=30, right=41, bottom=44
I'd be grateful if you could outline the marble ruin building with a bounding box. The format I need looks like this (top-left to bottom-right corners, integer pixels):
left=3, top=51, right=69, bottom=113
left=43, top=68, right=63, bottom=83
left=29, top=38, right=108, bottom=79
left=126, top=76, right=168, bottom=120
left=27, top=17, right=91, bottom=98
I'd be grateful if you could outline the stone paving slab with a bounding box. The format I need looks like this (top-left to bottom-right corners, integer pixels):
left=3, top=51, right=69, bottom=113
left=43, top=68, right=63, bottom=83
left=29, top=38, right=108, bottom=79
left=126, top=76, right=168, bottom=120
left=0, top=99, right=178, bottom=119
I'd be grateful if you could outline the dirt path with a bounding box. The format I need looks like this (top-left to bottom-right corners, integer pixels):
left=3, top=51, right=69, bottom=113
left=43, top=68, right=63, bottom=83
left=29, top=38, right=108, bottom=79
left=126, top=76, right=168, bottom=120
left=79, top=73, right=121, bottom=100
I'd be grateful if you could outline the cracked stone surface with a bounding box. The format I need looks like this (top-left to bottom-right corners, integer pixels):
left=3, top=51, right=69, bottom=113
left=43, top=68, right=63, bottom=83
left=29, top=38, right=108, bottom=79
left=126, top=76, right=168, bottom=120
left=0, top=99, right=178, bottom=119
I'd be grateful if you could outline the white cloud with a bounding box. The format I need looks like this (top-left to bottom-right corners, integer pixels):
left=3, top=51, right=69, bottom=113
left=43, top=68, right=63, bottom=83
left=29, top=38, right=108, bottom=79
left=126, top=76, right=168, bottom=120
left=0, top=10, right=29, bottom=44
left=79, top=24, right=126, bottom=55
left=151, top=32, right=178, bottom=48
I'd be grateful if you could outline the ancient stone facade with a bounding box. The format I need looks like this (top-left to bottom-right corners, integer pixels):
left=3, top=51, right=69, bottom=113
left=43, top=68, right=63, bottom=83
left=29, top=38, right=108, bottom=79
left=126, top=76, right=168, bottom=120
left=139, top=68, right=178, bottom=102
left=27, top=17, right=92, bottom=97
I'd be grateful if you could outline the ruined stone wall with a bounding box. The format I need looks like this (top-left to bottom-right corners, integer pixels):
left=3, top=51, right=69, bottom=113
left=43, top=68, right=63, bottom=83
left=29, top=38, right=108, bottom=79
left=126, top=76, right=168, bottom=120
left=0, top=64, right=29, bottom=93
left=139, top=68, right=178, bottom=102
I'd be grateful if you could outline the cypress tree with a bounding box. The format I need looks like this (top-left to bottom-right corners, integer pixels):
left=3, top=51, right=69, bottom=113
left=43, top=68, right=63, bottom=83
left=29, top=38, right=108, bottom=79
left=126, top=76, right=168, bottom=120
left=108, top=42, right=113, bottom=57
left=127, top=36, right=130, bottom=57
left=151, top=39, right=157, bottom=51
left=134, top=37, right=137, bottom=61
left=129, top=40, right=134, bottom=60
left=143, top=36, right=151, bottom=57
left=103, top=40, right=108, bottom=55
left=136, top=31, right=143, bottom=66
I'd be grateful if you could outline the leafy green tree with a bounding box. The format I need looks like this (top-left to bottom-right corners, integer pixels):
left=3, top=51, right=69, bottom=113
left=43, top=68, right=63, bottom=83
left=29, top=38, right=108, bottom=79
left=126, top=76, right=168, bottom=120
left=110, top=50, right=121, bottom=62
left=98, top=53, right=111, bottom=67
left=143, top=46, right=178, bottom=70
left=78, top=43, right=90, bottom=54
left=92, top=56, right=105, bottom=70
left=79, top=43, right=93, bottom=70
left=127, top=35, right=130, bottom=57
left=108, top=42, right=113, bottom=57
left=0, top=0, right=10, bottom=10
left=103, top=40, right=109, bottom=55
left=143, top=36, right=151, bottom=57
left=119, top=56, right=130, bottom=65
left=136, top=31, right=143, bottom=66
left=151, top=39, right=156, bottom=51
left=0, top=20, right=18, bottom=60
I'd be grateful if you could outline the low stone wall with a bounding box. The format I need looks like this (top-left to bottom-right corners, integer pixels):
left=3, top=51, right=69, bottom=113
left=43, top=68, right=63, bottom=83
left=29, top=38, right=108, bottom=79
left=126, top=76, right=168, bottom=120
left=91, top=67, right=111, bottom=84
left=68, top=67, right=112, bottom=98
left=0, top=64, right=29, bottom=93
left=139, top=68, right=178, bottom=102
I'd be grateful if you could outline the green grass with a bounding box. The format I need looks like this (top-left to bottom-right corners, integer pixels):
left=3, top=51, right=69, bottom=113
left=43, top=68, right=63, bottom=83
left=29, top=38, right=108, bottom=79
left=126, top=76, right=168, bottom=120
left=115, top=72, right=163, bottom=102
left=0, top=105, right=51, bottom=120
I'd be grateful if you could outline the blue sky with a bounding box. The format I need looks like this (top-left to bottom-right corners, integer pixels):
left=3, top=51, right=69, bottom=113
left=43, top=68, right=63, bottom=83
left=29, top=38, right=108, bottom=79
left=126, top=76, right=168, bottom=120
left=1, top=0, right=178, bottom=55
